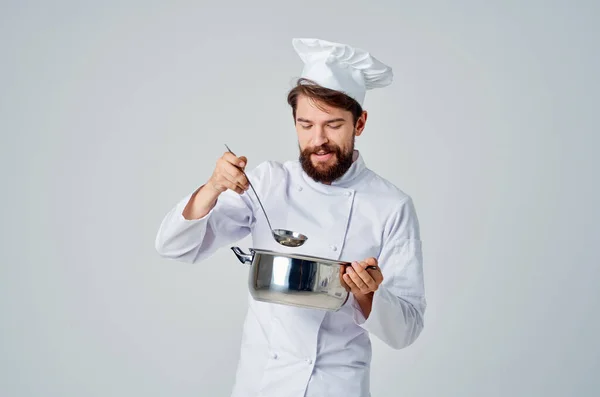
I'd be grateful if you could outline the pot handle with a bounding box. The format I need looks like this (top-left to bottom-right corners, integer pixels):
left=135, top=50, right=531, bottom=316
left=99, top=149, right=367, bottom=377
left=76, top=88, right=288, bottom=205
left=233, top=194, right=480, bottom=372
left=344, top=263, right=379, bottom=271
left=231, top=247, right=253, bottom=265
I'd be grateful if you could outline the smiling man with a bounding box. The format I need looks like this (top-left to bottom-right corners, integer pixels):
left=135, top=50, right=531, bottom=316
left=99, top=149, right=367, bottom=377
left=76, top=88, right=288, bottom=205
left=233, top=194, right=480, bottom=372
left=155, top=38, right=426, bottom=397
left=293, top=81, right=363, bottom=185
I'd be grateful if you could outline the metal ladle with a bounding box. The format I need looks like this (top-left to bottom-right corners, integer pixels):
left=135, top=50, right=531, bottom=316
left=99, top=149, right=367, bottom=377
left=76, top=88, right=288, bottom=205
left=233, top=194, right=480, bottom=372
left=225, top=144, right=308, bottom=248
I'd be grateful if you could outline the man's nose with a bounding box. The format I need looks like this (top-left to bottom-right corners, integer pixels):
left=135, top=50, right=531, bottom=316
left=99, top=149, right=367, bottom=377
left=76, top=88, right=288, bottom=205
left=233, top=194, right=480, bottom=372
left=312, top=127, right=328, bottom=146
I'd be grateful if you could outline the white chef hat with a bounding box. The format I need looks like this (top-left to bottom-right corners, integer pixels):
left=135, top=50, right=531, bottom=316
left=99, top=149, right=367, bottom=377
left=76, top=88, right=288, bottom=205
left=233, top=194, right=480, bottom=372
left=292, top=37, right=393, bottom=106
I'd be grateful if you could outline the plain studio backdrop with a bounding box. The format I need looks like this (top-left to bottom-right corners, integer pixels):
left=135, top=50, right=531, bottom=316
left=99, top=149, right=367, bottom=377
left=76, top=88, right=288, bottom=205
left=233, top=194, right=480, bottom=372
left=1, top=1, right=599, bottom=396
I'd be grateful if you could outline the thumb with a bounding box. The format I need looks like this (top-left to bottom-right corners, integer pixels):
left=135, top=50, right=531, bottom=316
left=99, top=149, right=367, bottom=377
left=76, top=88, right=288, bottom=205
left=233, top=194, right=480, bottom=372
left=365, top=257, right=378, bottom=267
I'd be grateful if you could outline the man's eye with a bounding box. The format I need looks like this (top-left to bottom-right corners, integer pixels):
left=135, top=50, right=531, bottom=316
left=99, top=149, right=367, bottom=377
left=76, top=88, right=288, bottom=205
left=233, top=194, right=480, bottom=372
left=301, top=124, right=312, bottom=129
left=329, top=124, right=342, bottom=129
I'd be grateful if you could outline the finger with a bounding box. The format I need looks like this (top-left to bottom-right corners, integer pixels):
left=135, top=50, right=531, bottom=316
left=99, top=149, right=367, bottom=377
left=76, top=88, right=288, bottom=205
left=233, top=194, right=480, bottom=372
left=362, top=257, right=383, bottom=285
left=352, top=258, right=378, bottom=272
left=340, top=268, right=351, bottom=292
left=226, top=180, right=246, bottom=195
left=213, top=167, right=246, bottom=194
left=351, top=262, right=378, bottom=290
left=346, top=265, right=370, bottom=293
left=369, top=268, right=384, bottom=284
left=219, top=161, right=249, bottom=191
left=222, top=152, right=247, bottom=169
left=364, top=257, right=378, bottom=268
left=342, top=273, right=358, bottom=292
left=212, top=179, right=245, bottom=195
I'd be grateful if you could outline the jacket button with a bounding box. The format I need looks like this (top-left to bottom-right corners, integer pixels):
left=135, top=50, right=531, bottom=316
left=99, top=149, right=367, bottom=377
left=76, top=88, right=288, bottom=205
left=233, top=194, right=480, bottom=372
left=306, top=358, right=313, bottom=364
left=345, top=191, right=352, bottom=196
left=271, top=352, right=278, bottom=359
left=331, top=245, right=337, bottom=251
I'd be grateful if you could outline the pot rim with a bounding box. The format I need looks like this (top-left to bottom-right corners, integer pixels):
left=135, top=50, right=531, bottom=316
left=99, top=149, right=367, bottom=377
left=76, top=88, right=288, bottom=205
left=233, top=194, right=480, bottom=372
left=246, top=247, right=351, bottom=266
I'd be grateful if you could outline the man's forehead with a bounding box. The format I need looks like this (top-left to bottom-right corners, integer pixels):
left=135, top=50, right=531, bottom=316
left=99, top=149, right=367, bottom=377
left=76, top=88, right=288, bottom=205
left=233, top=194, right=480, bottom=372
left=296, top=97, right=348, bottom=122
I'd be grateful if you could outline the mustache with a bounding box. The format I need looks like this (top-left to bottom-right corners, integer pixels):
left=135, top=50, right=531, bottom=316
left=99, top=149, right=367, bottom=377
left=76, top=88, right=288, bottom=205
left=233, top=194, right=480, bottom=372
left=303, top=143, right=341, bottom=154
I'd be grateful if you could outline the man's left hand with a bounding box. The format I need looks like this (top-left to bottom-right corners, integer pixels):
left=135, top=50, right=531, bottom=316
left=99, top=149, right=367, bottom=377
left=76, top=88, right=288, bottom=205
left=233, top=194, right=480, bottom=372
left=340, top=257, right=384, bottom=296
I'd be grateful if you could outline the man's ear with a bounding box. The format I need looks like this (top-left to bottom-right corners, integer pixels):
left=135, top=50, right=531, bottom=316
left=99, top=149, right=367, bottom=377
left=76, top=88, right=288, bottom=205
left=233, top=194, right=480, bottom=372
left=355, top=111, right=368, bottom=136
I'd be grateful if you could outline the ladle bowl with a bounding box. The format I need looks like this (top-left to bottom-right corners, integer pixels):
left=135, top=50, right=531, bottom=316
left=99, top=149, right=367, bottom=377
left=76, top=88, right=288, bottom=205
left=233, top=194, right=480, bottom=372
left=272, top=229, right=308, bottom=247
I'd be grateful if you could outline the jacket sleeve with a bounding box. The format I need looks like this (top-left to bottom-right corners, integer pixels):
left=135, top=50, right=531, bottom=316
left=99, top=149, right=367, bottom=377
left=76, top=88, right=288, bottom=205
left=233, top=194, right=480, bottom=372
left=154, top=161, right=269, bottom=264
left=349, top=196, right=426, bottom=349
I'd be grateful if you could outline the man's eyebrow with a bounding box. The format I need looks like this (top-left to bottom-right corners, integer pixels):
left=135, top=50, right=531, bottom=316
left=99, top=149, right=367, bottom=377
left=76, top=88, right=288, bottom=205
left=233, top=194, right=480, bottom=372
left=296, top=117, right=346, bottom=123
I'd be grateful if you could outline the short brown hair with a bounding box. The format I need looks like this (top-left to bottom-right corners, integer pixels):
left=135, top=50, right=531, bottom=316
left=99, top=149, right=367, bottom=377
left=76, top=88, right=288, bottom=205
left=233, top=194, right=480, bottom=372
left=287, top=78, right=363, bottom=125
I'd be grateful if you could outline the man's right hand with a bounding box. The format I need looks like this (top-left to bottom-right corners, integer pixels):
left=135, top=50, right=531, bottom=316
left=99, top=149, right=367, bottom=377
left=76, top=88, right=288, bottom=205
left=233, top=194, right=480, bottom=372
left=182, top=152, right=250, bottom=220
left=207, top=152, right=250, bottom=195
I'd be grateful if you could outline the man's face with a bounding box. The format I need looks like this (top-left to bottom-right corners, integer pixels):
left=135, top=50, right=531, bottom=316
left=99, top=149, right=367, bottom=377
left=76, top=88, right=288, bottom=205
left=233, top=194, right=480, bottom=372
left=295, top=95, right=366, bottom=184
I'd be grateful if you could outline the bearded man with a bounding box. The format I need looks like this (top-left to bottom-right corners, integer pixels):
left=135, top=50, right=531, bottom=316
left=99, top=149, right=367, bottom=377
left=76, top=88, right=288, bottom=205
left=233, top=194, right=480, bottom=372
left=155, top=37, right=426, bottom=397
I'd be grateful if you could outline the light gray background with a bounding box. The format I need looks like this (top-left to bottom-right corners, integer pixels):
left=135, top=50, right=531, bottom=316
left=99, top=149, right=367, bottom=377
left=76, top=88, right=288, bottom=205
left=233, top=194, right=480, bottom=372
left=1, top=1, right=599, bottom=396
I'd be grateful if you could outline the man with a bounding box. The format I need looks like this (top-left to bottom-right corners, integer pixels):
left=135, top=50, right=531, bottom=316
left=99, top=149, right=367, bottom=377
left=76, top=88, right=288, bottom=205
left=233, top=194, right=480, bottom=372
left=155, top=38, right=426, bottom=397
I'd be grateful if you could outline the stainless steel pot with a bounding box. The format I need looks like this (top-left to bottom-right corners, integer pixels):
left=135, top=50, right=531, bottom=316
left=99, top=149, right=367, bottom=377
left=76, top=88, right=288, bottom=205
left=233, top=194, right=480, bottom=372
left=231, top=246, right=377, bottom=311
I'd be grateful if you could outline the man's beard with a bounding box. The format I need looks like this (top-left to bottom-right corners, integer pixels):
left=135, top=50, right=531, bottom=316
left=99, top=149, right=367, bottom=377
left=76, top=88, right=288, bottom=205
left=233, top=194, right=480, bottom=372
left=299, top=137, right=355, bottom=184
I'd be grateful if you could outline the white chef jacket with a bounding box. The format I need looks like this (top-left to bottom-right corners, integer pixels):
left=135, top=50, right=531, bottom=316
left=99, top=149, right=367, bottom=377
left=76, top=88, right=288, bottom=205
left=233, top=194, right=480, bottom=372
left=155, top=150, right=426, bottom=397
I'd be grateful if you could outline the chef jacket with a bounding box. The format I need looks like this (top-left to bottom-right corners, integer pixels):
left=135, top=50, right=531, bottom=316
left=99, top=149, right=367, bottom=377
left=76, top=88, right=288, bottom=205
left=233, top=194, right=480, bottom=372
left=155, top=150, right=426, bottom=397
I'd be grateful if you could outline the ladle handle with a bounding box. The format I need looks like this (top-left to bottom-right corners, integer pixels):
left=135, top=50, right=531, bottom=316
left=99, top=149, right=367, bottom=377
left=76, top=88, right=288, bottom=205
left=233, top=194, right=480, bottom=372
left=224, top=144, right=274, bottom=232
